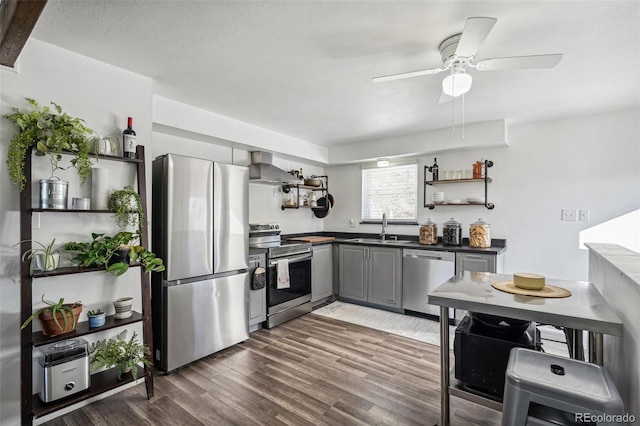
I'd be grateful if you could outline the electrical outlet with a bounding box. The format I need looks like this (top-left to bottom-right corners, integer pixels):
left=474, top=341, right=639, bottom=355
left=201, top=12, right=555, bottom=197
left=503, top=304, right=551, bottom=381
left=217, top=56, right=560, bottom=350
left=349, top=219, right=357, bottom=228
left=561, top=209, right=576, bottom=221
left=273, top=187, right=280, bottom=197
left=33, top=212, right=41, bottom=229
left=579, top=209, right=590, bottom=221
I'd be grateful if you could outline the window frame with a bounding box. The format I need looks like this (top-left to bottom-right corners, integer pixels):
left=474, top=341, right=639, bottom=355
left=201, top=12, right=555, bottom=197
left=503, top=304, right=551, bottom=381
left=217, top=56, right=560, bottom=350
left=360, top=162, right=419, bottom=225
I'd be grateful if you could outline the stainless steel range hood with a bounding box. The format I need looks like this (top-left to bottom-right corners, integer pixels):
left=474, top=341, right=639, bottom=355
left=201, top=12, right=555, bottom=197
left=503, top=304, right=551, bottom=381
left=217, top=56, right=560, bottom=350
left=249, top=151, right=300, bottom=185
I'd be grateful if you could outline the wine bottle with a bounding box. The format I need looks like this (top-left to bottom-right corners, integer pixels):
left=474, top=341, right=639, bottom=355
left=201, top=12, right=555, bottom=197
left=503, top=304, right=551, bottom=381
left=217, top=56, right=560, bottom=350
left=123, top=117, right=137, bottom=159
left=431, top=158, right=439, bottom=181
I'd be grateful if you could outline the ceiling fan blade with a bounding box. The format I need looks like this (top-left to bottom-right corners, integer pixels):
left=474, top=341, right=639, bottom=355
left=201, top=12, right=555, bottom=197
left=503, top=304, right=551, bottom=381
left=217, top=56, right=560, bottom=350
left=372, top=67, right=446, bottom=83
left=455, top=17, right=497, bottom=58
left=475, top=54, right=563, bottom=71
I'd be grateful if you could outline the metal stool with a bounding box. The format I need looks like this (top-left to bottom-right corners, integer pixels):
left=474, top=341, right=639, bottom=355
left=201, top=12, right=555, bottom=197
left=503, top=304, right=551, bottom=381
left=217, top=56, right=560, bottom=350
left=501, top=348, right=624, bottom=426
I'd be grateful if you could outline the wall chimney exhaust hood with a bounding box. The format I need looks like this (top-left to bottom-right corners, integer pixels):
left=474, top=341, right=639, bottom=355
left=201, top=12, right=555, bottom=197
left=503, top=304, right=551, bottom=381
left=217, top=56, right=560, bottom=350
left=249, top=151, right=300, bottom=185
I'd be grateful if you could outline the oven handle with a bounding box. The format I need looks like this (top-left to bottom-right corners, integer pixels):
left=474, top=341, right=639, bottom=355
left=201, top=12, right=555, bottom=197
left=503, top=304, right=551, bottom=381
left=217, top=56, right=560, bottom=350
left=269, top=253, right=312, bottom=266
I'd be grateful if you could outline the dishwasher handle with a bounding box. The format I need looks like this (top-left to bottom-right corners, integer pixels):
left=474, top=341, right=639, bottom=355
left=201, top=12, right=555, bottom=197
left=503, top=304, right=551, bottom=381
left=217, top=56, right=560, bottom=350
left=403, top=249, right=455, bottom=262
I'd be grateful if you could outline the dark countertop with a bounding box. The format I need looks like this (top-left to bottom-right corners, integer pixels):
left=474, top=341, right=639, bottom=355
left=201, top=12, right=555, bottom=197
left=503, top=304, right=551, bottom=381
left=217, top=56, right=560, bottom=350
left=281, top=231, right=506, bottom=254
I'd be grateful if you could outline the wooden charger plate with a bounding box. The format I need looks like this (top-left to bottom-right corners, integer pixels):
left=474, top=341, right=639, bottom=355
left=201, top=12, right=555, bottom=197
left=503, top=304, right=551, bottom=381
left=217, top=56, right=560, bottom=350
left=491, top=281, right=571, bottom=298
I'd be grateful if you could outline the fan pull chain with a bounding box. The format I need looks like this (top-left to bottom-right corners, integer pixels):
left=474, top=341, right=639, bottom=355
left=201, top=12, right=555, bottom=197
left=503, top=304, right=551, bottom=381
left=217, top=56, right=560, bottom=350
left=451, top=72, right=456, bottom=131
left=462, top=93, right=465, bottom=139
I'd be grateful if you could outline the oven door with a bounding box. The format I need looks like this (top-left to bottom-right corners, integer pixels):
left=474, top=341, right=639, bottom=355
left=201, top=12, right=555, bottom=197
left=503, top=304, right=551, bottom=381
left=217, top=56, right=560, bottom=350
left=267, top=253, right=312, bottom=312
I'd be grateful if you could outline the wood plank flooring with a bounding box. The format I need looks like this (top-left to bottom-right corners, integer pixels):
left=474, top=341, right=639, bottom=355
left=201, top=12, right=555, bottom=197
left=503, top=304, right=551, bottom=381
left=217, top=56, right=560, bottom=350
left=42, top=313, right=500, bottom=426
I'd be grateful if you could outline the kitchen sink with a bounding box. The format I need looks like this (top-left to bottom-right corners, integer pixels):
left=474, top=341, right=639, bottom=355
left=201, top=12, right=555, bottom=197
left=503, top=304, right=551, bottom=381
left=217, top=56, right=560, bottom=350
left=345, top=238, right=411, bottom=244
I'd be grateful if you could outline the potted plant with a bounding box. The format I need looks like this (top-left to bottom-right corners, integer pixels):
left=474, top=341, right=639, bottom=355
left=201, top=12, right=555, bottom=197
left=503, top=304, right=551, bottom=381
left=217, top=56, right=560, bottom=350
left=91, top=133, right=120, bottom=157
left=87, top=309, right=106, bottom=328
left=5, top=98, right=94, bottom=193
left=21, top=295, right=83, bottom=336
left=89, top=330, right=151, bottom=380
left=64, top=231, right=134, bottom=276
left=108, top=186, right=144, bottom=229
left=64, top=231, right=164, bottom=276
left=18, top=238, right=60, bottom=274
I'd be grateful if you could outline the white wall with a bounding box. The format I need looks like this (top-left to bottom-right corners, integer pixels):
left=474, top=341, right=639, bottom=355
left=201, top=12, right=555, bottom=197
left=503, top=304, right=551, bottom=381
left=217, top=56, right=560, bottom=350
left=324, top=109, right=640, bottom=281
left=0, top=39, right=154, bottom=425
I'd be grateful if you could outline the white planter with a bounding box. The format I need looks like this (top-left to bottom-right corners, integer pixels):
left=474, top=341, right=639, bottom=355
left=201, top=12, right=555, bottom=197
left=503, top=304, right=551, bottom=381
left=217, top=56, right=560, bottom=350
left=33, top=253, right=60, bottom=271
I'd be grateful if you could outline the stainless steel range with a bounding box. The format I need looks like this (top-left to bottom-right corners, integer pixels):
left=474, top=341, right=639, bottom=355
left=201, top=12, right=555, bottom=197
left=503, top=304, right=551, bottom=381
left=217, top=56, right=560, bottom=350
left=249, top=223, right=312, bottom=328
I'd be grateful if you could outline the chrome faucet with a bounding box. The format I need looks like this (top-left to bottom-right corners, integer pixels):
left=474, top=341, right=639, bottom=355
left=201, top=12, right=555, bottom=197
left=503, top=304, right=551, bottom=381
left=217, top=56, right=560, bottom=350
left=380, top=212, right=387, bottom=241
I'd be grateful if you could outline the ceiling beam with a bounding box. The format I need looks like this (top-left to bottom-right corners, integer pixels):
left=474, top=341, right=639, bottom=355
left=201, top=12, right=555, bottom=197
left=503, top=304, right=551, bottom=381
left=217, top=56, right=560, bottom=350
left=0, top=0, right=48, bottom=68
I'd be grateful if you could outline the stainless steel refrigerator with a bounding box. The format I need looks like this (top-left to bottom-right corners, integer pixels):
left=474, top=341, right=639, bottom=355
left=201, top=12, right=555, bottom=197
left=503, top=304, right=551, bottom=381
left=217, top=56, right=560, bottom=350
left=151, top=154, right=249, bottom=372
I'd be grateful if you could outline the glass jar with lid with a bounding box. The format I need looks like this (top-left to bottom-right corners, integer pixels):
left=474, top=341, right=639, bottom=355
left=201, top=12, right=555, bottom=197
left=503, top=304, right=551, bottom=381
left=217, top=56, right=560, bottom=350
left=469, top=218, right=491, bottom=248
left=419, top=218, right=438, bottom=245
left=443, top=217, right=462, bottom=246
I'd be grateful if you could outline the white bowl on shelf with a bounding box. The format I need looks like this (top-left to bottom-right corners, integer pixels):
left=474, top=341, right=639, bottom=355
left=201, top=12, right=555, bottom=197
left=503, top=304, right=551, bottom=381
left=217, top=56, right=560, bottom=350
left=467, top=197, right=485, bottom=204
left=445, top=199, right=463, bottom=204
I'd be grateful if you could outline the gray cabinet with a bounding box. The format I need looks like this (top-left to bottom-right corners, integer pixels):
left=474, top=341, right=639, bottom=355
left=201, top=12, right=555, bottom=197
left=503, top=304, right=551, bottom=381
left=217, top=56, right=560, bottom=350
left=338, top=244, right=402, bottom=308
left=455, top=252, right=496, bottom=274
left=249, top=253, right=267, bottom=328
left=312, top=244, right=333, bottom=302
left=338, top=245, right=367, bottom=301
left=454, top=252, right=502, bottom=319
left=249, top=287, right=266, bottom=327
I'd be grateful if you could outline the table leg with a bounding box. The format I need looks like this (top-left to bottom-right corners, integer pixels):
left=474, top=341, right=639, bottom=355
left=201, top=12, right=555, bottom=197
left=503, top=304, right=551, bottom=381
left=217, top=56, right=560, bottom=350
left=565, top=328, right=585, bottom=361
left=589, top=332, right=604, bottom=366
left=440, top=306, right=450, bottom=426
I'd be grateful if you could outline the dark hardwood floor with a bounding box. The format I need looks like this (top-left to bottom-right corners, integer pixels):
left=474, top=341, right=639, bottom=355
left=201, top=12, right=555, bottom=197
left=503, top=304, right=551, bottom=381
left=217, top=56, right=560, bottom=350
left=43, top=313, right=500, bottom=426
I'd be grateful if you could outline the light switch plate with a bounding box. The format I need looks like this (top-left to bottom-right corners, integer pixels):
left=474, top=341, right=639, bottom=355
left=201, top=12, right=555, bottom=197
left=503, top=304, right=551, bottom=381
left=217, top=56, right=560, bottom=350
left=579, top=209, right=590, bottom=221
left=561, top=209, right=576, bottom=221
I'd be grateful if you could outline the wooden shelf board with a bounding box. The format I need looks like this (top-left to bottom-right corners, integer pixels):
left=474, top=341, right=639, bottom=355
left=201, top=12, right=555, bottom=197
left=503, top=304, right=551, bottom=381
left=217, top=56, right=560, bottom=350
left=426, top=203, right=486, bottom=207
left=32, top=312, right=145, bottom=347
left=426, top=178, right=492, bottom=185
left=32, top=264, right=141, bottom=279
left=32, top=366, right=148, bottom=418
left=57, top=150, right=142, bottom=164
left=31, top=209, right=112, bottom=213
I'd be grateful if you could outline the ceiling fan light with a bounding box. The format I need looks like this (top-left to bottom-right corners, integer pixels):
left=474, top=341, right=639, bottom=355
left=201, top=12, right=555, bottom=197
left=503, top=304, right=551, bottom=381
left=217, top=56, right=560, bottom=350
left=442, top=73, right=473, bottom=97
left=377, top=158, right=390, bottom=167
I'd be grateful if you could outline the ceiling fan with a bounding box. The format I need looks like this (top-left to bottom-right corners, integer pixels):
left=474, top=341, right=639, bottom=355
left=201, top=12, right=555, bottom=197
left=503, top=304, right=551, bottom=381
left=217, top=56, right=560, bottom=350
left=372, top=17, right=563, bottom=101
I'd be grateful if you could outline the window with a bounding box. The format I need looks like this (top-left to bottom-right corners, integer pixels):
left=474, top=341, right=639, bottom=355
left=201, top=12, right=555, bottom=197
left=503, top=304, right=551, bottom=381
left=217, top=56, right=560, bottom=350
left=361, top=163, right=417, bottom=222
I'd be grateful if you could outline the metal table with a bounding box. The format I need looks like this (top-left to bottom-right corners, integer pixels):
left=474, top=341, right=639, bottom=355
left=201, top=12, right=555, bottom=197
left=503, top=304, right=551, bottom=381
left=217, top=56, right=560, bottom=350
left=427, top=271, right=623, bottom=426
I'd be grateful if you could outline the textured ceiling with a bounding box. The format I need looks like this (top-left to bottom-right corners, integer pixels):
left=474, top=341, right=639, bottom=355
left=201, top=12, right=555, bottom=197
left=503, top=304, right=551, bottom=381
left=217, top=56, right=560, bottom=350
left=31, top=1, right=640, bottom=147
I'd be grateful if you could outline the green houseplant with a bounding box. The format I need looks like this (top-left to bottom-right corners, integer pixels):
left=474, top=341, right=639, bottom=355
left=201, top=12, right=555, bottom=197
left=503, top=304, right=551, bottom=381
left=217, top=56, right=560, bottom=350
left=89, top=330, right=151, bottom=380
left=64, top=231, right=164, bottom=276
left=18, top=238, right=60, bottom=274
left=108, top=186, right=144, bottom=229
left=5, top=98, right=94, bottom=191
left=21, top=295, right=83, bottom=336
left=87, top=309, right=106, bottom=328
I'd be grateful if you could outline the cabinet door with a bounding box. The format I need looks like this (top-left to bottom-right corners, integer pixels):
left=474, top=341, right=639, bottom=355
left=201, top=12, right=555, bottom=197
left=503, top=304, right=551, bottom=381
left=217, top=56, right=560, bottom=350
left=312, top=244, right=333, bottom=302
left=455, top=253, right=497, bottom=274
left=338, top=245, right=367, bottom=301
left=249, top=287, right=266, bottom=326
left=368, top=247, right=402, bottom=308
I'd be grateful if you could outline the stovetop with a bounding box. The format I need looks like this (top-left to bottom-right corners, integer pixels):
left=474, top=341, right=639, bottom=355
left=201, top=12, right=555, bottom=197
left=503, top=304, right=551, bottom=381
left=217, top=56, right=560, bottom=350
left=249, top=223, right=311, bottom=259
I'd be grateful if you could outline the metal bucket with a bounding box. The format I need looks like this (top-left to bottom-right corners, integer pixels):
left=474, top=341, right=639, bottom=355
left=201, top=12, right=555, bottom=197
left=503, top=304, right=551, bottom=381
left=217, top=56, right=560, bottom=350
left=40, top=179, right=69, bottom=209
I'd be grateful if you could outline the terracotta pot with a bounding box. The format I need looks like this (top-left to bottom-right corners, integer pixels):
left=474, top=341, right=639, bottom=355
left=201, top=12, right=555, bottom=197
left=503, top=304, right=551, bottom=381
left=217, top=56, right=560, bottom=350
left=38, top=303, right=83, bottom=336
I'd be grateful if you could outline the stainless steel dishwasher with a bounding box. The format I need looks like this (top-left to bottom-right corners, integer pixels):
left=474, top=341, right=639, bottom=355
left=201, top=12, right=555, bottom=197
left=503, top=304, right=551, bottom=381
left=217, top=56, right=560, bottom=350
left=402, top=249, right=455, bottom=316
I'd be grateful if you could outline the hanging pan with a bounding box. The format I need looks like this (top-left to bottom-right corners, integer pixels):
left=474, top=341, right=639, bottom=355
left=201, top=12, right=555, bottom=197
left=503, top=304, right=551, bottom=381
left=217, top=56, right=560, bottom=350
left=313, top=196, right=332, bottom=218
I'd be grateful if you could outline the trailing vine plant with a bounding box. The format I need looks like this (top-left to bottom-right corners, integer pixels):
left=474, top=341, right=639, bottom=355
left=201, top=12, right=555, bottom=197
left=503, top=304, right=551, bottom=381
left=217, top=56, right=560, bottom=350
left=108, top=186, right=144, bottom=230
left=5, top=98, right=93, bottom=191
